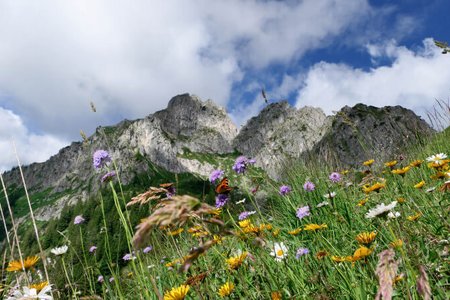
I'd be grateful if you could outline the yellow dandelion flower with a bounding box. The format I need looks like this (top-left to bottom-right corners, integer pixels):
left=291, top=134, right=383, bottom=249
left=243, top=224, right=260, bottom=234
left=352, top=246, right=372, bottom=261
left=391, top=166, right=410, bottom=176
left=218, top=282, right=235, bottom=297
left=213, top=235, right=223, bottom=244
left=410, top=160, right=423, bottom=167
left=271, top=291, right=282, bottom=300
left=331, top=255, right=347, bottom=262
left=272, top=228, right=280, bottom=237
left=397, top=197, right=406, bottom=203
left=356, top=231, right=377, bottom=245
left=427, top=160, right=448, bottom=169
left=187, top=225, right=202, bottom=234
left=304, top=223, right=327, bottom=231
left=29, top=281, right=48, bottom=292
left=238, top=219, right=251, bottom=228
left=389, top=239, right=403, bottom=249
left=259, top=223, right=273, bottom=231
left=430, top=172, right=447, bottom=180
left=393, top=274, right=404, bottom=285
left=414, top=180, right=425, bottom=189
left=167, top=228, right=184, bottom=236
left=316, top=250, right=327, bottom=260
left=288, top=228, right=302, bottom=235
left=226, top=252, right=247, bottom=270
left=407, top=212, right=422, bottom=221
left=363, top=159, right=375, bottom=166
left=357, top=198, right=368, bottom=206
left=7, top=255, right=39, bottom=272
left=363, top=182, right=386, bottom=194
left=384, top=160, right=398, bottom=168
left=209, top=208, right=222, bottom=216
left=164, top=284, right=190, bottom=300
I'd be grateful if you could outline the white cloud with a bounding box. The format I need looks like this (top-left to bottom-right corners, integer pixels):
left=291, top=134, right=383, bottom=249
left=0, top=0, right=371, bottom=141
left=295, top=38, right=450, bottom=128
left=0, top=108, right=68, bottom=172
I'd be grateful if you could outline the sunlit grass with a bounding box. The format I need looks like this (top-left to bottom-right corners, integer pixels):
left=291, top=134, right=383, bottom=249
left=1, top=119, right=449, bottom=299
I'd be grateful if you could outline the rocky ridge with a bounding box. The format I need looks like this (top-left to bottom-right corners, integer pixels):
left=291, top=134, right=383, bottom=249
left=1, top=94, right=434, bottom=220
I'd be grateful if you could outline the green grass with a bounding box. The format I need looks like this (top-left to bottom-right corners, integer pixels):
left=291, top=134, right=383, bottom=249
left=1, top=128, right=449, bottom=299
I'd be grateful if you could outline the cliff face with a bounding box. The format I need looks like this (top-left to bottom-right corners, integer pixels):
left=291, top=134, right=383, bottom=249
left=233, top=101, right=331, bottom=178
left=311, top=103, right=435, bottom=166
left=0, top=95, right=435, bottom=220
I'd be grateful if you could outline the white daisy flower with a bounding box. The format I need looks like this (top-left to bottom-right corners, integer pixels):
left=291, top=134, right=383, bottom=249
left=365, top=201, right=398, bottom=219
left=50, top=245, right=68, bottom=256
left=387, top=211, right=401, bottom=218
left=7, top=285, right=53, bottom=300
left=323, top=192, right=336, bottom=199
left=316, top=201, right=329, bottom=208
left=270, top=242, right=288, bottom=262
left=426, top=153, right=447, bottom=163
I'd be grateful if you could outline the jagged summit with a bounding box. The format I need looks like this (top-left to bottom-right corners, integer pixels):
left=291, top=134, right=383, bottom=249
left=312, top=103, right=435, bottom=166
left=0, top=95, right=435, bottom=220
left=154, top=94, right=237, bottom=152
left=234, top=101, right=330, bottom=178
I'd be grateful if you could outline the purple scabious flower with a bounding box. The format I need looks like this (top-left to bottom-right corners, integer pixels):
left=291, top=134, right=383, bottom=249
left=166, top=186, right=176, bottom=198
left=296, top=206, right=310, bottom=220
left=123, top=253, right=135, bottom=261
left=101, top=171, right=116, bottom=183
left=209, top=169, right=224, bottom=183
left=74, top=215, right=85, bottom=225
left=303, top=181, right=315, bottom=192
left=215, top=194, right=229, bottom=208
left=143, top=246, right=153, bottom=254
left=98, top=275, right=104, bottom=283
left=89, top=246, right=97, bottom=253
left=109, top=277, right=114, bottom=283
left=329, top=172, right=341, bottom=183
left=279, top=185, right=291, bottom=196
left=232, top=156, right=255, bottom=174
left=295, top=248, right=309, bottom=259
left=238, top=211, right=256, bottom=221
left=93, top=150, right=111, bottom=169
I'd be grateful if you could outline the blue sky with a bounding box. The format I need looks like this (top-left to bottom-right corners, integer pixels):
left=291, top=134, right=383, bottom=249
left=1, top=0, right=450, bottom=171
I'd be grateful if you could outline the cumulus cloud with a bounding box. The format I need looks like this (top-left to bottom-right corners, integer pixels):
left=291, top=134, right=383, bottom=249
left=295, top=38, right=450, bottom=127
left=0, top=108, right=68, bottom=172
left=0, top=0, right=371, bottom=141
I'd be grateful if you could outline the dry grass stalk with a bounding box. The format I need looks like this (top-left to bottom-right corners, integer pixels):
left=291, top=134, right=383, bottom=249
left=132, top=195, right=217, bottom=247
left=416, top=265, right=432, bottom=300
left=375, top=249, right=399, bottom=300
left=127, top=187, right=169, bottom=207
left=12, top=141, right=52, bottom=288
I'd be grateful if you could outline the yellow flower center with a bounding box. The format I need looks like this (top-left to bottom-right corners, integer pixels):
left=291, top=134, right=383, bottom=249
left=276, top=249, right=284, bottom=256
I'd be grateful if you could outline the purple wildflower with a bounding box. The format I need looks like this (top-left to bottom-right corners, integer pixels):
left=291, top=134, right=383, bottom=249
left=209, top=169, right=224, bottom=183
left=215, top=194, right=229, bottom=208
left=89, top=246, right=97, bottom=253
left=93, top=150, right=111, bottom=169
left=279, top=185, right=291, bottom=196
left=109, top=277, right=114, bottom=283
left=303, top=181, right=315, bottom=192
left=166, top=186, right=176, bottom=198
left=296, top=206, right=310, bottom=220
left=295, top=248, right=309, bottom=259
left=122, top=253, right=135, bottom=261
left=98, top=275, right=104, bottom=283
left=329, top=172, right=341, bottom=183
left=232, top=156, right=254, bottom=174
left=143, top=246, right=153, bottom=254
left=74, top=215, right=85, bottom=225
left=238, top=211, right=256, bottom=221
left=101, top=171, right=116, bottom=183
